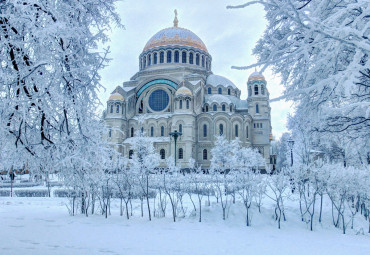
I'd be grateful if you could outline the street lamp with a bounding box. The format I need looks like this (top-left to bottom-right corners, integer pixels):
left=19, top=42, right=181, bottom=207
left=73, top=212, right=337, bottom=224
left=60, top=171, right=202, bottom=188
left=287, top=137, right=295, bottom=167
left=169, top=130, right=182, bottom=166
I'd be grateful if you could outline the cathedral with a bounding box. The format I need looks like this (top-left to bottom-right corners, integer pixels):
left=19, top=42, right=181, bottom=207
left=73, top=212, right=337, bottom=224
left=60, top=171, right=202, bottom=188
left=104, top=13, right=273, bottom=169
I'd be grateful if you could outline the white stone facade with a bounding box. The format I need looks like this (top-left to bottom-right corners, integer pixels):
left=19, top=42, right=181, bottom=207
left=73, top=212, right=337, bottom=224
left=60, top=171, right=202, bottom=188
left=103, top=24, right=272, bottom=169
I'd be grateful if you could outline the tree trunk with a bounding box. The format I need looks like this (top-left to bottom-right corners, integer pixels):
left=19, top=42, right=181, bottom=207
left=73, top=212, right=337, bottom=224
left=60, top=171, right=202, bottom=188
left=319, top=194, right=323, bottom=223
left=198, top=196, right=202, bottom=222
left=146, top=175, right=151, bottom=221
left=120, top=198, right=123, bottom=216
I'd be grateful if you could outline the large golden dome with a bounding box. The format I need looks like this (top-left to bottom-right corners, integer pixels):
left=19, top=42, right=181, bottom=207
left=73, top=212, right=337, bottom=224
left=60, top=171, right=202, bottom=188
left=143, top=27, right=208, bottom=53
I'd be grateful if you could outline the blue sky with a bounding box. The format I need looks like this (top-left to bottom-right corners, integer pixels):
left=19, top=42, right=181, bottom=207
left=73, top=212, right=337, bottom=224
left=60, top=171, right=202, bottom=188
left=98, top=0, right=291, bottom=139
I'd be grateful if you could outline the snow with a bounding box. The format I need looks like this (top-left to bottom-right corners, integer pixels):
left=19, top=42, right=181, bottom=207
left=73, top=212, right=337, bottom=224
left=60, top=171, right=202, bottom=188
left=121, top=86, right=136, bottom=92
left=206, top=74, right=237, bottom=89
left=124, top=136, right=170, bottom=144
left=0, top=196, right=369, bottom=255
left=188, top=80, right=202, bottom=86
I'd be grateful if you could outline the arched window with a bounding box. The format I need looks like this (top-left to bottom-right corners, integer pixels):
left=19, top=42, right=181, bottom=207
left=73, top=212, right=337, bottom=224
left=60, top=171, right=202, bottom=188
left=143, top=58, right=146, bottom=68
left=213, top=105, right=217, bottom=111
left=182, top=51, right=187, bottom=63
left=150, top=126, right=154, bottom=137
left=208, top=87, right=212, bottom=94
left=178, top=148, right=183, bottom=159
left=256, top=104, right=259, bottom=114
left=167, top=51, right=172, bottom=63
left=140, top=127, right=144, bottom=134
left=222, top=105, right=226, bottom=111
left=154, top=53, right=157, bottom=64
left=205, top=105, right=209, bottom=112
left=189, top=52, right=194, bottom=64
left=179, top=100, right=183, bottom=109
left=219, top=124, right=224, bottom=135
left=110, top=105, right=113, bottom=113
left=186, top=100, right=189, bottom=109
left=196, top=54, right=200, bottom=65
left=161, top=126, right=164, bottom=136
left=218, top=88, right=222, bottom=94
left=248, top=86, right=252, bottom=96
left=129, top=150, right=133, bottom=159
left=203, top=149, right=208, bottom=160
left=108, top=129, right=112, bottom=137
left=261, top=85, right=265, bottom=95
left=148, top=54, right=151, bottom=66
left=202, top=56, right=205, bottom=67
left=160, top=149, right=165, bottom=160
left=235, top=125, right=239, bottom=137
left=254, top=85, right=258, bottom=95
left=131, top=127, right=134, bottom=137
left=260, top=123, right=263, bottom=128
left=203, top=124, right=207, bottom=137
left=116, top=104, right=119, bottom=113
left=174, top=51, right=179, bottom=63
left=228, top=88, right=231, bottom=95
left=160, top=52, right=164, bottom=63
left=179, top=124, right=183, bottom=133
left=246, top=126, right=249, bottom=138
left=230, top=105, right=233, bottom=112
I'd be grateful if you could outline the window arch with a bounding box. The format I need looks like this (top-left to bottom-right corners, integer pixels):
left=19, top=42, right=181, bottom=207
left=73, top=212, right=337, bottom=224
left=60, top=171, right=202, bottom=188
left=189, top=52, right=194, bottom=64
left=218, top=88, right=222, bottom=94
left=256, top=104, right=259, bottom=114
left=230, top=105, right=233, bottom=112
left=208, top=87, right=212, bottom=94
left=228, top=88, right=231, bottom=95
left=154, top=53, right=157, bottom=64
left=203, top=149, right=208, bottom=160
left=150, top=126, right=154, bottom=137
left=203, top=124, right=207, bottom=137
left=182, top=51, right=187, bottom=63
left=174, top=51, right=179, bottom=63
left=219, top=124, right=224, bottom=135
left=160, top=149, right=165, bottom=160
left=179, top=124, right=183, bottom=133
left=179, top=148, right=183, bottom=159
left=235, top=124, right=239, bottom=137
left=160, top=52, right=164, bottom=63
left=213, top=104, right=217, bottom=111
left=254, top=85, right=258, bottom=95
left=161, top=126, right=165, bottom=136
left=222, top=104, right=226, bottom=111
left=116, top=104, right=120, bottom=113
left=196, top=54, right=200, bottom=65
left=167, top=51, right=172, bottom=63
left=186, top=100, right=190, bottom=109
left=261, top=84, right=265, bottom=95
left=205, top=105, right=209, bottom=112
left=131, top=127, right=134, bottom=137
left=110, top=105, right=113, bottom=113
left=129, top=150, right=133, bottom=159
left=179, top=100, right=183, bottom=109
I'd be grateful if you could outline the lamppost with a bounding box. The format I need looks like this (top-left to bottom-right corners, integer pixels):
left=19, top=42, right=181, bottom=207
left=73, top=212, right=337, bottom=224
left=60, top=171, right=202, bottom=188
left=169, top=130, right=182, bottom=166
left=287, top=137, right=295, bottom=167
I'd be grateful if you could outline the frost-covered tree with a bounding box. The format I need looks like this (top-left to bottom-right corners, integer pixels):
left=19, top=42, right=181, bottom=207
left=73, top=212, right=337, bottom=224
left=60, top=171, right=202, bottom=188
left=0, top=0, right=121, bottom=179
left=128, top=130, right=160, bottom=221
left=228, top=0, right=369, bottom=147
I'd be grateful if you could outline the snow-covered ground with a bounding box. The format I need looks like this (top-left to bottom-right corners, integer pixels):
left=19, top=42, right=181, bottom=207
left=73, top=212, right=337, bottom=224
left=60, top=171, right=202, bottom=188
left=0, top=195, right=369, bottom=255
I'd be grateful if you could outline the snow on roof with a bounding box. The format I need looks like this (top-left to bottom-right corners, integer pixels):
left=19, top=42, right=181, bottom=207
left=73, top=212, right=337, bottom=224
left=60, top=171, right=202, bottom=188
left=188, top=80, right=202, bottom=86
left=124, top=137, right=170, bottom=144
left=131, top=113, right=172, bottom=120
left=205, top=95, right=248, bottom=109
left=206, top=74, right=237, bottom=89
left=122, top=86, right=136, bottom=92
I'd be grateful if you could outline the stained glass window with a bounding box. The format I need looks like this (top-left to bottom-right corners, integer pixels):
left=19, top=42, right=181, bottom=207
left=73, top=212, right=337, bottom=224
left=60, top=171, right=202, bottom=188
left=149, top=89, right=169, bottom=111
